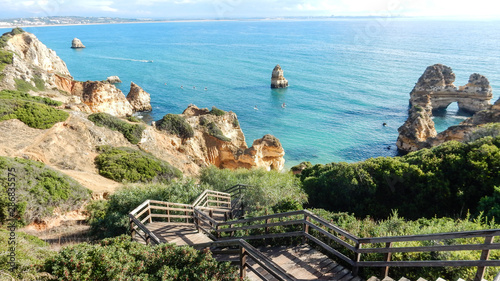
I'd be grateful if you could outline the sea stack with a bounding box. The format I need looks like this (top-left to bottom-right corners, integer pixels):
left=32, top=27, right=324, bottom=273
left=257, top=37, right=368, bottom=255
left=127, top=82, right=152, bottom=112
left=271, top=64, right=289, bottom=88
left=71, top=38, right=85, bottom=48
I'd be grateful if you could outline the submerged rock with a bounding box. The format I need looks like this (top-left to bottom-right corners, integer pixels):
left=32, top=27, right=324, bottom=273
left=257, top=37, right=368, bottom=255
left=71, top=38, right=85, bottom=48
left=271, top=64, right=289, bottom=88
left=106, top=76, right=122, bottom=84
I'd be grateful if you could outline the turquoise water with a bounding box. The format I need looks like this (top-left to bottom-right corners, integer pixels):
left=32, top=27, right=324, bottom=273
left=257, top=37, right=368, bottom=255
left=3, top=19, right=500, bottom=167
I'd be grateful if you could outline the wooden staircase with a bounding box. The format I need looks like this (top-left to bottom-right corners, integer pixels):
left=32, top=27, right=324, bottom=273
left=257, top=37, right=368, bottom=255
left=129, top=188, right=500, bottom=281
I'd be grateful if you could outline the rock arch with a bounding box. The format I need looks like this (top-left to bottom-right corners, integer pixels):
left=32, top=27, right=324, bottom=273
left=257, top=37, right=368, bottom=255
left=397, top=64, right=494, bottom=153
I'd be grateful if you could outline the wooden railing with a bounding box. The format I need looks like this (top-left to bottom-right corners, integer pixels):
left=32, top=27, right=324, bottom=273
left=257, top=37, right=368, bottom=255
left=130, top=190, right=500, bottom=281
left=193, top=239, right=295, bottom=281
left=195, top=208, right=500, bottom=281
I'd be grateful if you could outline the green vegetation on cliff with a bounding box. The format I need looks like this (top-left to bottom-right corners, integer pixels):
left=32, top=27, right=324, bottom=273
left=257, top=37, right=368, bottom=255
left=95, top=146, right=182, bottom=184
left=300, top=136, right=500, bottom=220
left=88, top=112, right=145, bottom=144
left=0, top=90, right=68, bottom=129
left=209, top=106, right=226, bottom=116
left=206, top=122, right=231, bottom=141
left=155, top=113, right=194, bottom=139
left=0, top=156, right=91, bottom=226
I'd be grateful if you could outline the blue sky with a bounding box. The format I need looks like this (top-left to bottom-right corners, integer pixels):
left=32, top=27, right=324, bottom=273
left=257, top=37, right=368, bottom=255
left=1, top=0, right=500, bottom=19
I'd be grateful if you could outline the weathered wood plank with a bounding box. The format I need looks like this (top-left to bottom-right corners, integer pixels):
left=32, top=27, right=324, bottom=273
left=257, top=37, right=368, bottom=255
left=358, top=229, right=500, bottom=244
left=218, top=219, right=303, bottom=233
left=357, top=260, right=500, bottom=267
left=358, top=243, right=500, bottom=254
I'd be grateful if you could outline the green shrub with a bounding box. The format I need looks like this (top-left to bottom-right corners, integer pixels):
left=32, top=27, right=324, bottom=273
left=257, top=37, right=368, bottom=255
left=0, top=89, right=62, bottom=106
left=210, top=106, right=226, bottom=116
left=206, top=122, right=231, bottom=142
left=127, top=115, right=142, bottom=123
left=95, top=146, right=182, bottom=183
left=300, top=136, right=500, bottom=220
left=0, top=49, right=13, bottom=72
left=200, top=166, right=307, bottom=211
left=155, top=113, right=194, bottom=139
left=477, top=186, right=500, bottom=220
left=466, top=123, right=500, bottom=142
left=34, top=76, right=46, bottom=91
left=0, top=90, right=67, bottom=129
left=232, top=118, right=239, bottom=128
left=89, top=181, right=204, bottom=238
left=0, top=229, right=55, bottom=280
left=88, top=112, right=145, bottom=144
left=0, top=28, right=24, bottom=48
left=44, top=235, right=238, bottom=281
left=15, top=78, right=36, bottom=92
left=0, top=156, right=91, bottom=226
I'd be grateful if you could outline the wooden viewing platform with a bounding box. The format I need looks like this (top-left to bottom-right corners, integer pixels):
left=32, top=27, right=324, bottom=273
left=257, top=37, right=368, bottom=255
left=129, top=188, right=500, bottom=281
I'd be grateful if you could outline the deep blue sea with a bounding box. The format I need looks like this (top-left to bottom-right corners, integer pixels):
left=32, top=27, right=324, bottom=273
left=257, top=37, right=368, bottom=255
left=3, top=19, right=500, bottom=167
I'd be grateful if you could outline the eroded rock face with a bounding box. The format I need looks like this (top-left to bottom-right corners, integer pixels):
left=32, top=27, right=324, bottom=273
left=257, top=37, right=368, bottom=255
left=155, top=105, right=285, bottom=171
left=0, top=31, right=72, bottom=91
left=397, top=64, right=496, bottom=153
left=71, top=38, right=85, bottom=48
left=127, top=82, right=152, bottom=112
left=271, top=64, right=289, bottom=89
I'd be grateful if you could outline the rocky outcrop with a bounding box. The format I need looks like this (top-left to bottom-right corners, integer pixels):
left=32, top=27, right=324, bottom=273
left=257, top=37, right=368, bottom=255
left=107, top=76, right=122, bottom=84
left=127, top=82, right=152, bottom=112
left=70, top=80, right=134, bottom=116
left=71, top=38, right=85, bottom=48
left=153, top=105, right=285, bottom=171
left=271, top=64, right=289, bottom=88
left=0, top=30, right=72, bottom=91
left=397, top=64, right=496, bottom=153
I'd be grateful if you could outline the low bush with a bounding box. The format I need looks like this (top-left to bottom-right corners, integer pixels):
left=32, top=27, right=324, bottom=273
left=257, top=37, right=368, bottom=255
left=44, top=235, right=238, bottom=281
left=199, top=166, right=307, bottom=211
left=0, top=90, right=68, bottom=129
left=155, top=113, right=194, bottom=139
left=0, top=156, right=91, bottom=226
left=0, top=229, right=55, bottom=280
left=88, top=112, right=145, bottom=144
left=95, top=146, right=182, bottom=183
left=88, top=181, right=205, bottom=238
left=0, top=49, right=13, bottom=72
left=15, top=78, right=36, bottom=92
left=0, top=28, right=24, bottom=49
left=0, top=90, right=62, bottom=106
left=209, top=106, right=226, bottom=116
left=206, top=122, right=231, bottom=142
left=127, top=115, right=142, bottom=123
left=300, top=136, right=500, bottom=220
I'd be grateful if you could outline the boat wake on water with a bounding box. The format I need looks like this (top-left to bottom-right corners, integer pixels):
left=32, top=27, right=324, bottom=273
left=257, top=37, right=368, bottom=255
left=97, top=56, right=153, bottom=63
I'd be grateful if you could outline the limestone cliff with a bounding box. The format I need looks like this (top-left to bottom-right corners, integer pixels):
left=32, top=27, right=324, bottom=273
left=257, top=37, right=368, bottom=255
left=127, top=82, right=152, bottom=112
left=397, top=64, right=496, bottom=153
left=0, top=30, right=72, bottom=91
left=153, top=105, right=285, bottom=171
left=271, top=64, right=289, bottom=89
left=0, top=29, right=142, bottom=117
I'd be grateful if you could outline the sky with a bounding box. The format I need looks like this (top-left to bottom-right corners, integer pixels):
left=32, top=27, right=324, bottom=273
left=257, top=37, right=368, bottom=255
left=1, top=0, right=500, bottom=20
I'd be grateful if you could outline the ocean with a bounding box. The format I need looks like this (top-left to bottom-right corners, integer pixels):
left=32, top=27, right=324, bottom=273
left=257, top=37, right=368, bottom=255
left=2, top=19, right=500, bottom=167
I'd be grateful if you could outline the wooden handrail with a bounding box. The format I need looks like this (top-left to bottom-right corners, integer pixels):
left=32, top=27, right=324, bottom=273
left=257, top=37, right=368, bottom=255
left=130, top=190, right=500, bottom=281
left=193, top=239, right=295, bottom=281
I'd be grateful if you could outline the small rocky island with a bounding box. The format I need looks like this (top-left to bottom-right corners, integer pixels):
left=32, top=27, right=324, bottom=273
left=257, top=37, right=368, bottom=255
left=271, top=64, right=289, bottom=88
left=71, top=38, right=85, bottom=48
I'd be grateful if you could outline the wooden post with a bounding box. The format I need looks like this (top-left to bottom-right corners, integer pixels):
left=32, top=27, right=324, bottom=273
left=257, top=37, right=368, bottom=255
left=145, top=233, right=151, bottom=245
left=302, top=215, right=310, bottom=244
left=209, top=209, right=214, bottom=228
left=185, top=210, right=188, bottom=223
left=130, top=217, right=136, bottom=239
left=382, top=242, right=393, bottom=277
left=147, top=202, right=152, bottom=223
left=475, top=236, right=494, bottom=281
left=194, top=212, right=200, bottom=232
left=240, top=246, right=247, bottom=279
left=167, top=203, right=170, bottom=223
left=352, top=243, right=362, bottom=276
